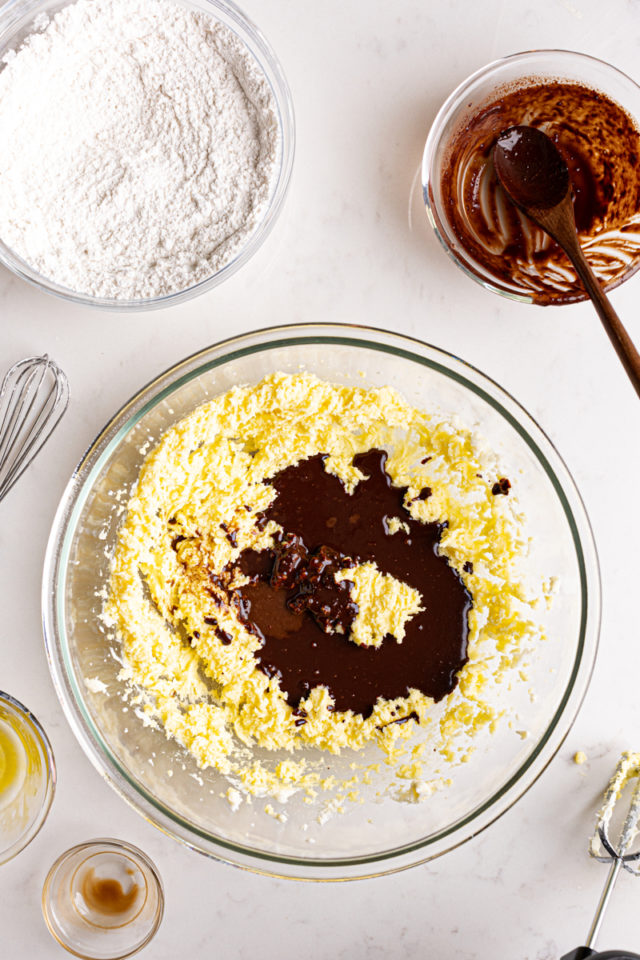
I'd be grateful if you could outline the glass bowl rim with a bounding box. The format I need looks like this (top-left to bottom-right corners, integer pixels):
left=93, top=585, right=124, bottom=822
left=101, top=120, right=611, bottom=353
left=42, top=322, right=601, bottom=879
left=421, top=48, right=640, bottom=305
left=0, top=689, right=57, bottom=864
left=0, top=0, right=296, bottom=312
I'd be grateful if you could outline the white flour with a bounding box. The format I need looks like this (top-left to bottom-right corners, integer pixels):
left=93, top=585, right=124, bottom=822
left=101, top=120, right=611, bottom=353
left=0, top=0, right=280, bottom=300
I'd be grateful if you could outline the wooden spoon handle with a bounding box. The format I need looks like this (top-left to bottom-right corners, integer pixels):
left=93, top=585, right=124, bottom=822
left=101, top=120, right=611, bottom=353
left=566, top=235, right=640, bottom=399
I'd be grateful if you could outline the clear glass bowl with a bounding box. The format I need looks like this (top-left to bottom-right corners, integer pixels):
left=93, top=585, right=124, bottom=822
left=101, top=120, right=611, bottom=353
left=42, top=324, right=600, bottom=879
left=422, top=50, right=640, bottom=304
left=0, top=691, right=56, bottom=864
left=0, top=0, right=295, bottom=311
left=42, top=839, right=164, bottom=959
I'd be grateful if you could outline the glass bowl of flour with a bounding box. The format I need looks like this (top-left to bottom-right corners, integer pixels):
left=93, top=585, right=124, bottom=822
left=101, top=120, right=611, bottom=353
left=0, top=0, right=294, bottom=309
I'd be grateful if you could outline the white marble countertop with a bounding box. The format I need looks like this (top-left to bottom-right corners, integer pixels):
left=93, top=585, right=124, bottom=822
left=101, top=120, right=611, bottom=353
left=2, top=0, right=640, bottom=956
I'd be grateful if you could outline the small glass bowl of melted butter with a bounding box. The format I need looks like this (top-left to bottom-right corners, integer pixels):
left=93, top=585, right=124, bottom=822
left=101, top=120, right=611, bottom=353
left=0, top=691, right=55, bottom=864
left=423, top=49, right=640, bottom=304
left=42, top=839, right=164, bottom=959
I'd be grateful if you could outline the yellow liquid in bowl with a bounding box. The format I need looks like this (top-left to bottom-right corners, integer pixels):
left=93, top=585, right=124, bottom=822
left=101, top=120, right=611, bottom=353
left=0, top=719, right=27, bottom=809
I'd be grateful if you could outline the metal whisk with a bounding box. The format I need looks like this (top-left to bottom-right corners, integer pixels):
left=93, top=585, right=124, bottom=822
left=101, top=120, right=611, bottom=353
left=0, top=355, right=69, bottom=502
left=561, top=752, right=640, bottom=960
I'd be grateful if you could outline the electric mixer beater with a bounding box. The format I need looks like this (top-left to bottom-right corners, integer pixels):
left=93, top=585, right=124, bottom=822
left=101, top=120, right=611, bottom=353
left=561, top=753, right=640, bottom=960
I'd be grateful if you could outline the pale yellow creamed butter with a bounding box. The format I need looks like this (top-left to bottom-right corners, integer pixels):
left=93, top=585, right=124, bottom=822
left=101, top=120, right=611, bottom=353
left=105, top=373, right=541, bottom=803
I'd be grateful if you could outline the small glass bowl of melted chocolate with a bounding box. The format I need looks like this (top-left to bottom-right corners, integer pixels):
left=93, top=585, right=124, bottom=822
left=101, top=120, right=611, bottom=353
left=423, top=50, right=640, bottom=304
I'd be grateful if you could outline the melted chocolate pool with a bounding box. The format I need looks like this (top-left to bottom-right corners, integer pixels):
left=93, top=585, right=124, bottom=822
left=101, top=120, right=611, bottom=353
left=229, top=450, right=472, bottom=717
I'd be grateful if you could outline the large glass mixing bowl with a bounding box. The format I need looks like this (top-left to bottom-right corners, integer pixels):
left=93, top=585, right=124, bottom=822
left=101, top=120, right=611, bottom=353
left=42, top=324, right=600, bottom=879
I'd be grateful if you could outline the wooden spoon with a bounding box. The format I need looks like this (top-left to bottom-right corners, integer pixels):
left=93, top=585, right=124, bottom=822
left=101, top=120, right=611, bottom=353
left=493, top=125, right=640, bottom=399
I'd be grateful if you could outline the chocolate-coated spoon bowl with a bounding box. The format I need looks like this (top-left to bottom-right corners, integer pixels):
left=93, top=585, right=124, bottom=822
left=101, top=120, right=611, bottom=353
left=494, top=125, right=640, bottom=398
left=493, top=126, right=569, bottom=210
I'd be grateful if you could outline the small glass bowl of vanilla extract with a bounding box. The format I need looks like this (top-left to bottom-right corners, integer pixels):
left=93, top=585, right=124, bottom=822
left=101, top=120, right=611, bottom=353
left=42, top=839, right=164, bottom=959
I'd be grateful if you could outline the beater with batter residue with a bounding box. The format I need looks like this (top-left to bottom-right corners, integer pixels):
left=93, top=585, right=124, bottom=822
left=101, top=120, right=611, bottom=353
left=561, top=752, right=640, bottom=960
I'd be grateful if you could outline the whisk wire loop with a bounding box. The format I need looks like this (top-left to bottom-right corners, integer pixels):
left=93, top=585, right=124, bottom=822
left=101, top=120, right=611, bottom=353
left=0, top=355, right=69, bottom=502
